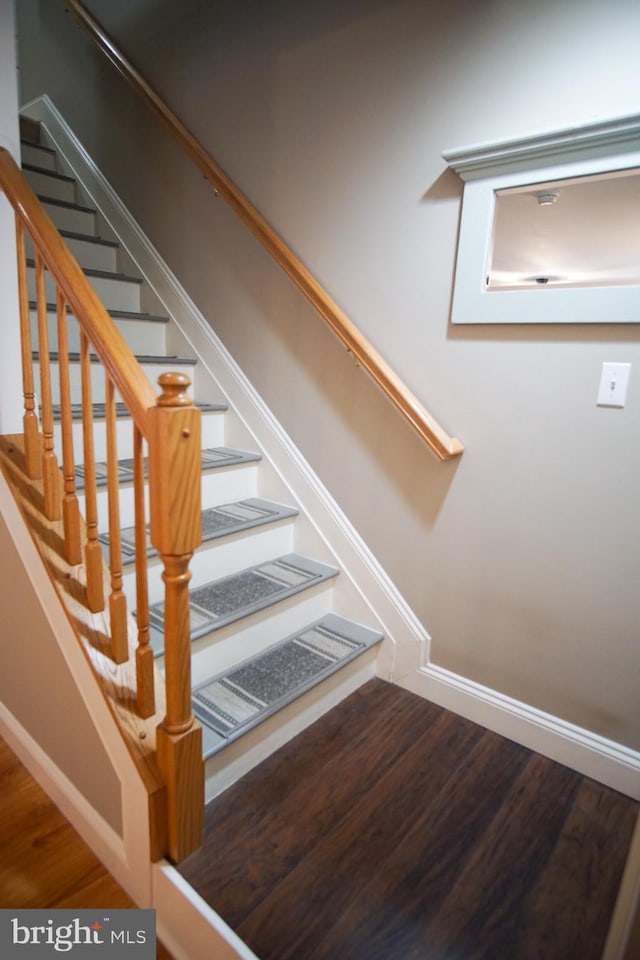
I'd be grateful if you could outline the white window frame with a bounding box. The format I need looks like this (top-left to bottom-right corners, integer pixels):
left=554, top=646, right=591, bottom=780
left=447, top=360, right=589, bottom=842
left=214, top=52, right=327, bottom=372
left=443, top=114, right=640, bottom=324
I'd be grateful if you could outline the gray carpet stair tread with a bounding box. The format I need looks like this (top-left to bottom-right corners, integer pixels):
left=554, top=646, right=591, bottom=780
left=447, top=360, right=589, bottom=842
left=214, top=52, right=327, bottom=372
left=53, top=400, right=227, bottom=421
left=99, top=497, right=297, bottom=561
left=20, top=138, right=55, bottom=155
left=148, top=553, right=340, bottom=653
left=35, top=350, right=196, bottom=366
left=74, top=446, right=260, bottom=489
left=27, top=257, right=142, bottom=284
left=194, top=613, right=384, bottom=757
left=34, top=195, right=97, bottom=213
left=22, top=162, right=75, bottom=183
left=29, top=300, right=171, bottom=323
left=58, top=229, right=119, bottom=248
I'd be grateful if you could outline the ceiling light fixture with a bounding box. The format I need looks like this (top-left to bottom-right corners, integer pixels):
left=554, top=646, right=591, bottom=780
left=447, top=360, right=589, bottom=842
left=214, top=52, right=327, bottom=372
left=536, top=191, right=559, bottom=205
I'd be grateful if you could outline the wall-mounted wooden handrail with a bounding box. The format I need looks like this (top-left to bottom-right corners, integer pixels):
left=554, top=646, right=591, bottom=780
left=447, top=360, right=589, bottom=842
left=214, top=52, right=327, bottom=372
left=0, top=148, right=156, bottom=430
left=62, top=0, right=463, bottom=461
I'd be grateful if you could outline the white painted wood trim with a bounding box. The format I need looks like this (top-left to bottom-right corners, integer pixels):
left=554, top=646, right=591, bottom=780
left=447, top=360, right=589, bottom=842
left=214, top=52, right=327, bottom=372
left=23, top=95, right=640, bottom=800
left=443, top=113, right=640, bottom=180
left=400, top=662, right=640, bottom=799
left=152, top=864, right=260, bottom=960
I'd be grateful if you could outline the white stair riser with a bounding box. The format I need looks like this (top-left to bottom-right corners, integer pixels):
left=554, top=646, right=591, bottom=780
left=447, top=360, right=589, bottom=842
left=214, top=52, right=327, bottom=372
left=88, top=460, right=254, bottom=531
left=200, top=463, right=258, bottom=508
left=26, top=232, right=118, bottom=273
left=203, top=646, right=377, bottom=801
left=65, top=237, right=119, bottom=273
left=41, top=199, right=96, bottom=235
left=54, top=408, right=226, bottom=463
left=34, top=359, right=197, bottom=405
left=27, top=265, right=142, bottom=314
left=121, top=518, right=296, bottom=607
left=24, top=167, right=76, bottom=203
left=30, top=310, right=168, bottom=357
left=89, top=482, right=149, bottom=538
left=21, top=143, right=57, bottom=171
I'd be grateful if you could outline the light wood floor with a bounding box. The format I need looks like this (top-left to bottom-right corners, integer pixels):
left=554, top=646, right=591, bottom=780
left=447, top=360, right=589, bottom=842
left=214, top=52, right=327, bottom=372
left=0, top=736, right=172, bottom=959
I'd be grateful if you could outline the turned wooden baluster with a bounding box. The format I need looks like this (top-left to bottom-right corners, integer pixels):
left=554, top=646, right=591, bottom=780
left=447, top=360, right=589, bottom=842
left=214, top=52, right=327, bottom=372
left=105, top=376, right=128, bottom=663
left=35, top=251, right=61, bottom=519
left=148, top=372, right=203, bottom=862
left=79, top=331, right=104, bottom=612
left=133, top=424, right=155, bottom=717
left=15, top=220, right=41, bottom=479
left=56, top=290, right=82, bottom=565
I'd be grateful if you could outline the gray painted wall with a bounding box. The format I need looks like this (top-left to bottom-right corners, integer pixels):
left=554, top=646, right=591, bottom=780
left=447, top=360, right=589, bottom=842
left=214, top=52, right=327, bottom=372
left=18, top=0, right=640, bottom=749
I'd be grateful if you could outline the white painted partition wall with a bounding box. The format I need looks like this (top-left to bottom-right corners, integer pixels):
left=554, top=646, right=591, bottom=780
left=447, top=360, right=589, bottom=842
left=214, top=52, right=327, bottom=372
left=0, top=0, right=24, bottom=433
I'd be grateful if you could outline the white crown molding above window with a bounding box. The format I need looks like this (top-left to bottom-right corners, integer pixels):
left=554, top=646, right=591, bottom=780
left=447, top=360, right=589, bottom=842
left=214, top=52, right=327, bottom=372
left=443, top=113, right=640, bottom=181
left=443, top=114, right=640, bottom=323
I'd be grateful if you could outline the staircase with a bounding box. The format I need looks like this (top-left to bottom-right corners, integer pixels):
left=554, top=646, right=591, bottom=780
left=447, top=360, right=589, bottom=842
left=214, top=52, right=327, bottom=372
left=16, top=119, right=385, bottom=822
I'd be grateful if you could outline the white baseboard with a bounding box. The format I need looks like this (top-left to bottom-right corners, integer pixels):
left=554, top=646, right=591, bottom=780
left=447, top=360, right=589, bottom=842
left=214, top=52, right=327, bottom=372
left=400, top=662, right=640, bottom=799
left=22, top=95, right=640, bottom=803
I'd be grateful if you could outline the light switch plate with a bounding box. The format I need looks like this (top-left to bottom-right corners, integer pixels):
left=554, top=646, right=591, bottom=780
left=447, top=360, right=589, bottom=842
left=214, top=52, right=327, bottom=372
left=597, top=362, right=631, bottom=407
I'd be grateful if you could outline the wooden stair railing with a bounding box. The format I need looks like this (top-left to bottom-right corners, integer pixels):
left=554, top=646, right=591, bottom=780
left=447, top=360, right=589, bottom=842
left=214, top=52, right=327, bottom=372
left=61, top=0, right=463, bottom=462
left=0, top=146, right=203, bottom=863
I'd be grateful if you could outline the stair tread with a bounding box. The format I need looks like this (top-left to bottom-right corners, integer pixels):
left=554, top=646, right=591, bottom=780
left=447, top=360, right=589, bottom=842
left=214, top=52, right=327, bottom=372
left=59, top=229, right=120, bottom=248
left=193, top=613, right=384, bottom=758
left=74, top=446, right=260, bottom=489
left=34, top=350, right=196, bottom=365
left=36, top=194, right=96, bottom=213
left=20, top=138, right=55, bottom=155
left=53, top=400, right=227, bottom=421
left=29, top=299, right=171, bottom=323
left=99, top=497, right=297, bottom=561
left=148, top=553, right=340, bottom=651
left=22, top=162, right=75, bottom=183
left=27, top=257, right=142, bottom=284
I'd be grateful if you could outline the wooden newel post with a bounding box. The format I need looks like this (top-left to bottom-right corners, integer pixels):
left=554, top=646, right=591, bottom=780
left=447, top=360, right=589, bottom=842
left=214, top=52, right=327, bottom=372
left=148, top=372, right=204, bottom=862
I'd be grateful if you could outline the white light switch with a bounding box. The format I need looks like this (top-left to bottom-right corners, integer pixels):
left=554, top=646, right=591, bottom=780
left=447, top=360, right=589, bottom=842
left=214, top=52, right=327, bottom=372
left=597, top=362, right=631, bottom=408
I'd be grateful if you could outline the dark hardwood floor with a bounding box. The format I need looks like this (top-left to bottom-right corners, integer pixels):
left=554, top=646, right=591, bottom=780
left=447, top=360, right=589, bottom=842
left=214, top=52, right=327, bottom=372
left=179, top=679, right=638, bottom=960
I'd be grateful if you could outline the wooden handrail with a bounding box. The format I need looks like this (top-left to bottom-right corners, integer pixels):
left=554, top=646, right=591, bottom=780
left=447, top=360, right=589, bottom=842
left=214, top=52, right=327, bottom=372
left=0, top=148, right=156, bottom=430
left=62, top=0, right=463, bottom=461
